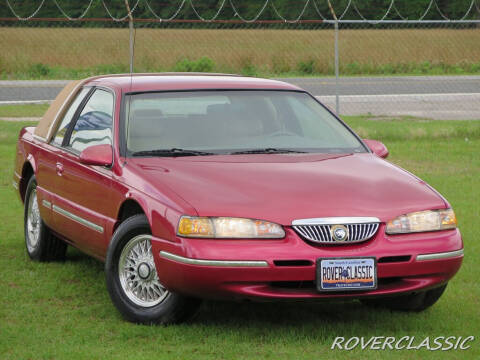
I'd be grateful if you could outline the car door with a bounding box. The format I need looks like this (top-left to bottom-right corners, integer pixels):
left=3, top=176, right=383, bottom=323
left=50, top=87, right=116, bottom=258
left=35, top=87, right=91, bottom=230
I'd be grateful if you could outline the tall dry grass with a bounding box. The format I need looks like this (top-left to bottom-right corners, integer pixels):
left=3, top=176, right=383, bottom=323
left=1, top=27, right=479, bottom=76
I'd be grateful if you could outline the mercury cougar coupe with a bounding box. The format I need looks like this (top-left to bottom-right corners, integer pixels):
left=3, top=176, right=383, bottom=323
left=13, top=73, right=464, bottom=324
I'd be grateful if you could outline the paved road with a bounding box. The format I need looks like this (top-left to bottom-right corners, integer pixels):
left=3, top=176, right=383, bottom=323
left=1, top=76, right=479, bottom=120
left=279, top=75, right=480, bottom=96
left=0, top=80, right=68, bottom=102
left=316, top=93, right=480, bottom=120
left=284, top=75, right=480, bottom=120
left=1, top=76, right=479, bottom=101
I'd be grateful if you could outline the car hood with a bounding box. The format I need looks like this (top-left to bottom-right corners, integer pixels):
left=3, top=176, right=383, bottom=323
left=128, top=153, right=447, bottom=225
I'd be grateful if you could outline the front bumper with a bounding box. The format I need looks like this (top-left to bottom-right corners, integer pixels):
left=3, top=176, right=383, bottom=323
left=150, top=226, right=463, bottom=300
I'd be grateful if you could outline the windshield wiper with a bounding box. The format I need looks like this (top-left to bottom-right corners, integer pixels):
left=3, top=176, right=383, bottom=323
left=230, top=148, right=308, bottom=155
left=132, top=148, right=216, bottom=157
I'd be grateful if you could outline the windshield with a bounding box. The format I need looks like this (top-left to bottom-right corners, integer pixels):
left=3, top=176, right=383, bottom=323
left=123, top=90, right=366, bottom=156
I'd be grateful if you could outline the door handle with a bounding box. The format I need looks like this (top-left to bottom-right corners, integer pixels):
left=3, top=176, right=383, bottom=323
left=56, top=162, right=64, bottom=176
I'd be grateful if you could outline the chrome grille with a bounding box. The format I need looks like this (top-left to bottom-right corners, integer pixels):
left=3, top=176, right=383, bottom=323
left=292, top=217, right=380, bottom=244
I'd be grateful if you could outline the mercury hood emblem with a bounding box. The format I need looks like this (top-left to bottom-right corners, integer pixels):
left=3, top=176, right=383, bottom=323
left=331, top=224, right=349, bottom=242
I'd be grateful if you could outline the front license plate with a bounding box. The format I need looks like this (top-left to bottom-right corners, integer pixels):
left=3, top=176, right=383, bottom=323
left=317, top=257, right=377, bottom=291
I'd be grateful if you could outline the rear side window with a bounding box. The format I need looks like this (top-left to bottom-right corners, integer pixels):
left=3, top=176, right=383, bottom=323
left=68, top=89, right=114, bottom=153
left=52, top=88, right=90, bottom=146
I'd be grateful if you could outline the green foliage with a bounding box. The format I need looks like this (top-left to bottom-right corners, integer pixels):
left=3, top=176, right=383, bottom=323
left=0, top=0, right=477, bottom=21
left=173, top=57, right=215, bottom=73
left=297, top=59, right=316, bottom=74
left=345, top=62, right=362, bottom=75
left=238, top=56, right=258, bottom=76
left=240, top=64, right=257, bottom=77
left=2, top=58, right=480, bottom=79
left=28, top=63, right=51, bottom=77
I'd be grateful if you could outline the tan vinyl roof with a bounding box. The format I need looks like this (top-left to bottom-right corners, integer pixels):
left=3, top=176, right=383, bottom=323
left=33, top=74, right=111, bottom=141
left=34, top=80, right=81, bottom=140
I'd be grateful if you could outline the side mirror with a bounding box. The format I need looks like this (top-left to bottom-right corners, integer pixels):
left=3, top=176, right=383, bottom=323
left=79, top=144, right=113, bottom=166
left=363, top=139, right=389, bottom=159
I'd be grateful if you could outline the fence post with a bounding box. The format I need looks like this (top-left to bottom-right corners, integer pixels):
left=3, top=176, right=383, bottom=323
left=334, top=20, right=339, bottom=115
left=327, top=0, right=340, bottom=115
left=125, top=0, right=134, bottom=73
left=128, top=19, right=134, bottom=73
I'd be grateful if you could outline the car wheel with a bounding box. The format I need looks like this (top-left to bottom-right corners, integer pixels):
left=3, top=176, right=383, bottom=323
left=24, top=175, right=67, bottom=261
left=105, top=214, right=202, bottom=324
left=361, top=284, right=447, bottom=312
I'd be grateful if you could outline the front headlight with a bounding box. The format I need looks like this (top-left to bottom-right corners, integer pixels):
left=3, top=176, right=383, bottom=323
left=386, top=208, right=457, bottom=235
left=177, top=216, right=285, bottom=239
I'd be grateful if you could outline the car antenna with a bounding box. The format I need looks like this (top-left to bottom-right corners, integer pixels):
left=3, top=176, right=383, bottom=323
left=124, top=0, right=135, bottom=167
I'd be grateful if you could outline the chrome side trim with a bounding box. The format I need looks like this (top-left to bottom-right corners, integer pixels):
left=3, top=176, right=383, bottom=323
left=416, top=249, right=464, bottom=261
left=292, top=217, right=381, bottom=225
left=42, top=200, right=52, bottom=209
left=52, top=204, right=104, bottom=234
left=159, top=251, right=269, bottom=268
left=12, top=181, right=19, bottom=190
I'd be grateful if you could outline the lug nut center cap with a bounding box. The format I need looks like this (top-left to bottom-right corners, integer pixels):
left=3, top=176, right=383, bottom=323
left=137, top=263, right=151, bottom=280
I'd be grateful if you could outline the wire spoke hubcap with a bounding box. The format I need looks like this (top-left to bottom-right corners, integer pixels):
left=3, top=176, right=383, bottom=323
left=26, top=189, right=41, bottom=252
left=118, top=235, right=169, bottom=307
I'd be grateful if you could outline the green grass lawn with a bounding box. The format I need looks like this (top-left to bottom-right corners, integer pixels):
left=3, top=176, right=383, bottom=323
left=0, top=118, right=479, bottom=359
left=0, top=104, right=49, bottom=118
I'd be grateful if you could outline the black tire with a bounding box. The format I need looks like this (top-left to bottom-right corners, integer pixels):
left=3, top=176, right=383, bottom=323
left=361, top=284, right=447, bottom=312
left=24, top=175, right=67, bottom=261
left=105, top=214, right=202, bottom=325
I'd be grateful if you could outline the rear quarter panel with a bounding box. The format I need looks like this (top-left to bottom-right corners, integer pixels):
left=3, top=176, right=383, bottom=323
left=15, top=127, right=57, bottom=228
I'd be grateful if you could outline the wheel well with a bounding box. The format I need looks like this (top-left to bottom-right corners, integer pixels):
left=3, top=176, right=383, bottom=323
left=20, top=162, right=34, bottom=202
left=116, top=199, right=146, bottom=227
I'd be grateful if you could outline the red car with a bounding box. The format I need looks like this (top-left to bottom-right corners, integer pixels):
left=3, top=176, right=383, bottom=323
left=14, top=74, right=463, bottom=324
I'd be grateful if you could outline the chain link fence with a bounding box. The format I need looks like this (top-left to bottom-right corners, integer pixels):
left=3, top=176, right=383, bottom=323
left=318, top=21, right=480, bottom=120
left=0, top=0, right=479, bottom=120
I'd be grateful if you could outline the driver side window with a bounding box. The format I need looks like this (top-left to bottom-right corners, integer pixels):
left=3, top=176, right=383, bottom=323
left=52, top=87, right=90, bottom=146
left=68, top=89, right=114, bottom=153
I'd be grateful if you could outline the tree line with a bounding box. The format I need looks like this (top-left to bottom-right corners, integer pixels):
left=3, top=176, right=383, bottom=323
left=1, top=0, right=478, bottom=21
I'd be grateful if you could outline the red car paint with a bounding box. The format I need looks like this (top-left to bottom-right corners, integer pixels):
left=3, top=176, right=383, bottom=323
left=14, top=75, right=463, bottom=301
left=79, top=144, right=113, bottom=166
